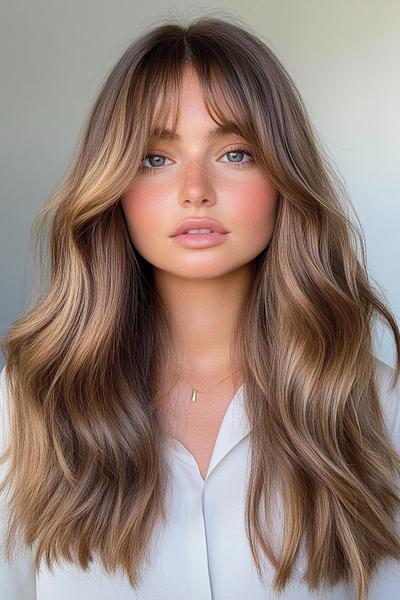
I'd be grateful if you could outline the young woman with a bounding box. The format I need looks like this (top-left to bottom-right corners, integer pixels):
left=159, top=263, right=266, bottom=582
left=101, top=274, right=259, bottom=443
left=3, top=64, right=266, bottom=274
left=1, top=14, right=400, bottom=600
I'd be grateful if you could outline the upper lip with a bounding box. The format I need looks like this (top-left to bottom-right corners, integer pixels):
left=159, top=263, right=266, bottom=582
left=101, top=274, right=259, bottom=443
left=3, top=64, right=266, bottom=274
left=170, top=218, right=229, bottom=237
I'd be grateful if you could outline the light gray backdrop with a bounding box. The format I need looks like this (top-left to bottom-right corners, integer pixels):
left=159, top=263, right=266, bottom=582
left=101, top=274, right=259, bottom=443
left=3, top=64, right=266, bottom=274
left=1, top=1, right=399, bottom=369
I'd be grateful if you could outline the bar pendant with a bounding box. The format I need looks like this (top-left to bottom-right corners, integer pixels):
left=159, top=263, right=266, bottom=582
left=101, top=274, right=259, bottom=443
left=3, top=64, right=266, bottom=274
left=191, top=389, right=197, bottom=402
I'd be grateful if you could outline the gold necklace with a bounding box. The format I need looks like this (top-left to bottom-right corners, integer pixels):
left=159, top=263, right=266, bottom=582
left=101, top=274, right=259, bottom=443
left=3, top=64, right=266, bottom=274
left=177, top=367, right=241, bottom=403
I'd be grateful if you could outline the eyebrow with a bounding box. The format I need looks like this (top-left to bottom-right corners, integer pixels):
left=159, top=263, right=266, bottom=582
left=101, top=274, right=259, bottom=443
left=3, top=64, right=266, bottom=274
left=150, top=124, right=240, bottom=142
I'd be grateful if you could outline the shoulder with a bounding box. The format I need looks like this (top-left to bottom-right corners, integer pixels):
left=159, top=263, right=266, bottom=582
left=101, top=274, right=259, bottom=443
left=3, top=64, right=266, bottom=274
left=0, top=364, right=13, bottom=481
left=0, top=366, right=37, bottom=597
left=0, top=365, right=10, bottom=455
left=373, top=356, right=400, bottom=453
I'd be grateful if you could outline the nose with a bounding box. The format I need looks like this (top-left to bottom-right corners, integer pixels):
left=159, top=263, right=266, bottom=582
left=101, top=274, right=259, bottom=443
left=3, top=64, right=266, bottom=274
left=180, top=160, right=216, bottom=207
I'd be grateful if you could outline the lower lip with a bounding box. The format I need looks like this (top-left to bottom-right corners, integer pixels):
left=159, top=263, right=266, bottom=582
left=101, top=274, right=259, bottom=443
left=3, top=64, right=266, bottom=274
left=171, top=232, right=229, bottom=248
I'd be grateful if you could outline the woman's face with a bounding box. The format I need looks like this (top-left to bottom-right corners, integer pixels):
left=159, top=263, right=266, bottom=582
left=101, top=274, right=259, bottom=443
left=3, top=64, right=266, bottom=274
left=120, top=65, right=278, bottom=280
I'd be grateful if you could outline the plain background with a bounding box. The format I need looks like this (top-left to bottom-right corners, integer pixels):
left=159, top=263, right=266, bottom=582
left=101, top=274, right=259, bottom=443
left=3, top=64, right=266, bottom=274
left=0, top=1, right=399, bottom=370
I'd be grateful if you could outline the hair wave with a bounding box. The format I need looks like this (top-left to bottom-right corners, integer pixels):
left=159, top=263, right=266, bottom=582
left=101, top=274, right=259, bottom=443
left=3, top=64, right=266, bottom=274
left=1, top=13, right=400, bottom=600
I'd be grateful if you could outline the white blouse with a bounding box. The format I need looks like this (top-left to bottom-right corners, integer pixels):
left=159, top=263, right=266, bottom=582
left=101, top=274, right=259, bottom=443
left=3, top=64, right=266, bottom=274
left=1, top=358, right=400, bottom=599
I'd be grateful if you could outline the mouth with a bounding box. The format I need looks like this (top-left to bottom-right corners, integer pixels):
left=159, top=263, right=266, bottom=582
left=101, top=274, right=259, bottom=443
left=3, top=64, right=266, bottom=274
left=171, top=230, right=229, bottom=248
left=179, top=228, right=215, bottom=235
left=170, top=219, right=229, bottom=237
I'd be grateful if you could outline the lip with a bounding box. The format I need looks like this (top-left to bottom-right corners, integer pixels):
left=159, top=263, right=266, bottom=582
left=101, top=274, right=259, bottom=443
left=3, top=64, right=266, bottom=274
left=171, top=231, right=229, bottom=248
left=170, top=218, right=229, bottom=237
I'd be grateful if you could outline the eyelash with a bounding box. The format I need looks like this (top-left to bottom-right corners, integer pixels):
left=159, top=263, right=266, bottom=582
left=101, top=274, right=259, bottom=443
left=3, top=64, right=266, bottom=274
left=139, top=146, right=253, bottom=174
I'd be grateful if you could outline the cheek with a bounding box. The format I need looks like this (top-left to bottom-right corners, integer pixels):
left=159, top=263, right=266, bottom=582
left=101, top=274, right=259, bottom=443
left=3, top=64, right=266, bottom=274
left=120, top=187, right=160, bottom=243
left=231, top=178, right=278, bottom=242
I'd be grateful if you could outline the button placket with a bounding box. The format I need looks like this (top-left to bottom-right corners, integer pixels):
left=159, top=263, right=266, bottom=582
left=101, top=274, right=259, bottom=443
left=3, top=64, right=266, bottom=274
left=184, top=476, right=213, bottom=600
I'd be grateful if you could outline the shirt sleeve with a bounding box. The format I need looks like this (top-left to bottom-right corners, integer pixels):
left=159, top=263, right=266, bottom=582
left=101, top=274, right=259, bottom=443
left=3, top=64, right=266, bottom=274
left=373, top=357, right=400, bottom=454
left=0, top=365, right=37, bottom=599
left=367, top=356, right=400, bottom=599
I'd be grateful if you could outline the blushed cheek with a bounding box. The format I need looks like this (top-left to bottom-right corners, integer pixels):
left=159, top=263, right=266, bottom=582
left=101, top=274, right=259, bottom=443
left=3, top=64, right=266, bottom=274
left=238, top=183, right=278, bottom=245
left=120, top=191, right=154, bottom=243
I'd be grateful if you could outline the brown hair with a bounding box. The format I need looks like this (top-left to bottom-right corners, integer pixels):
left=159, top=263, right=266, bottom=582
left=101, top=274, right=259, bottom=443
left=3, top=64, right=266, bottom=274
left=1, top=13, right=399, bottom=600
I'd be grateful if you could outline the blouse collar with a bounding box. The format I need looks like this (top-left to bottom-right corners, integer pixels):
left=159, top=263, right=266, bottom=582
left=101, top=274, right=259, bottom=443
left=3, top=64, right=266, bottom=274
left=166, top=382, right=251, bottom=482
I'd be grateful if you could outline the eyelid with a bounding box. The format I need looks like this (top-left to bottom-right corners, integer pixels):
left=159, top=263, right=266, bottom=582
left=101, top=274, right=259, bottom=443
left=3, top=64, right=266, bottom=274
left=140, top=144, right=254, bottom=172
left=144, top=144, right=253, bottom=161
left=221, top=144, right=253, bottom=158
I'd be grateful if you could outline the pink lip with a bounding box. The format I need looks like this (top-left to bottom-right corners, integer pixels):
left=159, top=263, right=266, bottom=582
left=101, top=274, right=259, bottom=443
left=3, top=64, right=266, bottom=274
left=171, top=231, right=229, bottom=248
left=170, top=218, right=229, bottom=237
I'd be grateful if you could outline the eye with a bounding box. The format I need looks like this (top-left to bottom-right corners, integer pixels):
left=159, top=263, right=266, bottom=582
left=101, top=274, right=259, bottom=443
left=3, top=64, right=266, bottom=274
left=139, top=146, right=254, bottom=174
left=140, top=154, right=173, bottom=172
left=221, top=146, right=253, bottom=168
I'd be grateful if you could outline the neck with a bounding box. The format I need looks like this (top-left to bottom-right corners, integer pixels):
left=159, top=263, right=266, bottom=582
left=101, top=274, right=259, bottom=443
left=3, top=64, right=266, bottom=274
left=153, top=263, right=251, bottom=377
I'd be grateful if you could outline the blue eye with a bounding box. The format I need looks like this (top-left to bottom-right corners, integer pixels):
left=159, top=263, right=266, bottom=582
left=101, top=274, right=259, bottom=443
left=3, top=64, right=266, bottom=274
left=141, top=155, right=172, bottom=170
left=222, top=147, right=253, bottom=166
left=139, top=146, right=253, bottom=174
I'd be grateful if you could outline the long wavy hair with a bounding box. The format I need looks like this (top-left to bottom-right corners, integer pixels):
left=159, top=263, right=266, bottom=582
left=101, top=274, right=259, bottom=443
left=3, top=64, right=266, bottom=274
left=1, top=14, right=400, bottom=600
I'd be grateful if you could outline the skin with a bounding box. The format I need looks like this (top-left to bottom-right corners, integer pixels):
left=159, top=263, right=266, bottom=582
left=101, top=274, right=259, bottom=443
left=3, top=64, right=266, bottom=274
left=120, top=64, right=278, bottom=388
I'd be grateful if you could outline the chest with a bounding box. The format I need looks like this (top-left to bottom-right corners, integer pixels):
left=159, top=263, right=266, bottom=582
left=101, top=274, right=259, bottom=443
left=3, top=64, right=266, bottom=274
left=158, top=383, right=237, bottom=480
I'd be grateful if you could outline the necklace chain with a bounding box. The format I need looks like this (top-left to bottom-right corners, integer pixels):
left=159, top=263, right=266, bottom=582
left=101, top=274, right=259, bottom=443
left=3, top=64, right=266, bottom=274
left=176, top=366, right=241, bottom=402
